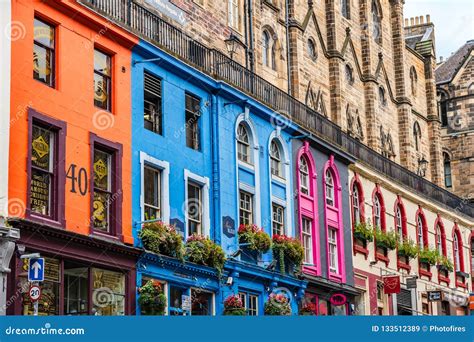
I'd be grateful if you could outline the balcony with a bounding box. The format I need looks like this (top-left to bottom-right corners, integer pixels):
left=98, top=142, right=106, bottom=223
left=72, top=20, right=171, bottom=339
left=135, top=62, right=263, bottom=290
left=80, top=0, right=474, bottom=218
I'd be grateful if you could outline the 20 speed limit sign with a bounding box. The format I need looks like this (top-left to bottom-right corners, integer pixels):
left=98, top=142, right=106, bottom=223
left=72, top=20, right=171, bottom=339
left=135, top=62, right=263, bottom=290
left=29, top=285, right=41, bottom=302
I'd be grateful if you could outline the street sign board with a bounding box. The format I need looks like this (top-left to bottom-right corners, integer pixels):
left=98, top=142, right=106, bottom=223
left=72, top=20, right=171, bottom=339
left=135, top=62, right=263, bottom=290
left=427, top=290, right=442, bottom=302
left=406, top=277, right=417, bottom=289
left=28, top=258, right=45, bottom=282
left=29, top=285, right=41, bottom=302
left=182, top=295, right=191, bottom=311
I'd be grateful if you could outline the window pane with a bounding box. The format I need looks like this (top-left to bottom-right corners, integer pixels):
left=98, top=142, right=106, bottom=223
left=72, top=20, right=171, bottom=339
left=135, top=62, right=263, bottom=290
left=64, top=263, right=89, bottom=315
left=33, top=44, right=53, bottom=85
left=187, top=182, right=202, bottom=236
left=30, top=169, right=51, bottom=216
left=302, top=218, right=313, bottom=264
left=144, top=166, right=161, bottom=220
left=94, top=73, right=110, bottom=110
left=144, top=73, right=162, bottom=134
left=34, top=18, right=54, bottom=47
left=191, top=290, right=213, bottom=315
left=93, top=150, right=111, bottom=191
left=239, top=191, right=253, bottom=225
left=169, top=287, right=185, bottom=315
left=94, top=50, right=111, bottom=76
left=93, top=191, right=110, bottom=232
left=91, top=268, right=125, bottom=316
left=31, top=125, right=52, bottom=171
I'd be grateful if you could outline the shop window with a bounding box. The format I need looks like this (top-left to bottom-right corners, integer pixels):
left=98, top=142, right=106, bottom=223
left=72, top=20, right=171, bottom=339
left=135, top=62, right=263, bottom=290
left=239, top=190, right=253, bottom=225
left=187, top=182, right=203, bottom=236
left=191, top=289, right=213, bottom=315
left=239, top=292, right=259, bottom=316
left=301, top=293, right=318, bottom=315
left=94, top=49, right=112, bottom=111
left=144, top=72, right=162, bottom=134
left=144, top=165, right=161, bottom=220
left=272, top=203, right=284, bottom=236
left=237, top=123, right=251, bottom=164
left=91, top=268, right=125, bottom=316
left=440, top=301, right=450, bottom=315
left=64, top=263, right=89, bottom=315
left=33, top=18, right=55, bottom=87
left=421, top=294, right=431, bottom=315
left=169, top=286, right=185, bottom=315
left=185, top=93, right=201, bottom=150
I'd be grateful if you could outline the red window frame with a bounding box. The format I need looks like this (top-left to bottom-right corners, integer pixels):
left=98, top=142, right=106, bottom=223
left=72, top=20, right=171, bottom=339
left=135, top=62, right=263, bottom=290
left=372, top=185, right=388, bottom=266
left=350, top=173, right=367, bottom=257
left=394, top=196, right=409, bottom=271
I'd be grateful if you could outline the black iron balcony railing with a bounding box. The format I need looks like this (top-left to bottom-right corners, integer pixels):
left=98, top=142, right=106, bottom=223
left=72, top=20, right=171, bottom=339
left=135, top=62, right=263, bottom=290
left=81, top=0, right=474, bottom=218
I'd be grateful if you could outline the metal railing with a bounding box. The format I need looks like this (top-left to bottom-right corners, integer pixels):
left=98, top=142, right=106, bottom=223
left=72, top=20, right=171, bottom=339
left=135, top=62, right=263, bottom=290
left=81, top=0, right=474, bottom=218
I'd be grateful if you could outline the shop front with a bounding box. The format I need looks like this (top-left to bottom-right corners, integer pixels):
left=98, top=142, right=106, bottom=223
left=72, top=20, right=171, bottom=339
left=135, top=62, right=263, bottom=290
left=7, top=220, right=140, bottom=316
left=137, top=253, right=220, bottom=316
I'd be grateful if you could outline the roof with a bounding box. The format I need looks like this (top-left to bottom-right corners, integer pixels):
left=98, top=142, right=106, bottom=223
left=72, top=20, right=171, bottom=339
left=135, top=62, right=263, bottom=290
left=435, top=40, right=474, bottom=84
left=404, top=25, right=435, bottom=57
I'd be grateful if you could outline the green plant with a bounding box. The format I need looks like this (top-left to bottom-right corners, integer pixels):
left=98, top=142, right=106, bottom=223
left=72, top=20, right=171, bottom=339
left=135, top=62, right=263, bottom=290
left=418, top=247, right=439, bottom=265
left=264, top=293, right=291, bottom=316
left=238, top=224, right=271, bottom=253
left=353, top=222, right=374, bottom=242
left=272, top=235, right=305, bottom=274
left=223, top=295, right=247, bottom=315
left=397, top=239, right=419, bottom=259
left=437, top=255, right=454, bottom=272
left=139, top=221, right=184, bottom=261
left=373, top=228, right=398, bottom=250
left=185, top=234, right=226, bottom=275
left=138, top=280, right=167, bottom=315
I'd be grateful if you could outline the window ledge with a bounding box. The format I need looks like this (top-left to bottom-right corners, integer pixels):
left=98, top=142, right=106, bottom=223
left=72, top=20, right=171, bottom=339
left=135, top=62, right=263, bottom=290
left=27, top=212, right=65, bottom=229
left=90, top=230, right=123, bottom=243
left=302, top=266, right=318, bottom=276
left=328, top=273, right=342, bottom=283
left=438, top=274, right=450, bottom=285
left=419, top=268, right=432, bottom=280
left=376, top=252, right=389, bottom=266
left=238, top=161, right=255, bottom=172
left=271, top=175, right=286, bottom=184
left=354, top=244, right=369, bottom=258
left=455, top=281, right=467, bottom=289
left=397, top=260, right=411, bottom=272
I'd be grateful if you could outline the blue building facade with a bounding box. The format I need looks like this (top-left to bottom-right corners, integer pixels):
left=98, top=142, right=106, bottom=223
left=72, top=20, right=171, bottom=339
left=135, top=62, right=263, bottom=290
left=131, top=39, right=308, bottom=315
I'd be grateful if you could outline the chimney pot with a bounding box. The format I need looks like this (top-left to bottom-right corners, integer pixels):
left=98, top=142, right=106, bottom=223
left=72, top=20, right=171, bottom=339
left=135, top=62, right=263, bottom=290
left=420, top=16, right=424, bottom=24
left=426, top=15, right=430, bottom=23
left=410, top=17, right=415, bottom=26
left=415, top=17, right=420, bottom=25
left=404, top=18, right=408, bottom=27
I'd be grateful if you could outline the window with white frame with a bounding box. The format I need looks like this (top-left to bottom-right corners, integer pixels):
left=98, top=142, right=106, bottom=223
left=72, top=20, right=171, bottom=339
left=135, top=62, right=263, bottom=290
left=328, top=228, right=339, bottom=273
left=187, top=182, right=203, bottom=236
left=272, top=203, right=284, bottom=236
left=436, top=225, right=443, bottom=255
left=352, top=184, right=361, bottom=224
left=299, top=156, right=309, bottom=195
left=417, top=215, right=424, bottom=247
left=239, top=190, right=253, bottom=225
left=373, top=195, right=381, bottom=228
left=270, top=140, right=283, bottom=178
left=144, top=165, right=161, bottom=220
left=454, top=233, right=460, bottom=272
left=395, top=206, right=403, bottom=242
left=228, top=0, right=241, bottom=31
left=239, top=292, right=258, bottom=316
left=301, top=217, right=313, bottom=264
left=325, top=170, right=335, bottom=206
left=237, top=123, right=251, bottom=164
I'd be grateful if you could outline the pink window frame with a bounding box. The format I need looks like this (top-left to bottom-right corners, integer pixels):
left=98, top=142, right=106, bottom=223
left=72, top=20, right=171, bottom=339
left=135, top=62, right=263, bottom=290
left=323, top=155, right=345, bottom=283
left=394, top=196, right=409, bottom=271
left=452, top=224, right=467, bottom=288
left=296, top=142, right=320, bottom=276
left=434, top=215, right=450, bottom=285
left=350, top=173, right=367, bottom=257
left=372, top=185, right=389, bottom=266
left=415, top=207, right=431, bottom=279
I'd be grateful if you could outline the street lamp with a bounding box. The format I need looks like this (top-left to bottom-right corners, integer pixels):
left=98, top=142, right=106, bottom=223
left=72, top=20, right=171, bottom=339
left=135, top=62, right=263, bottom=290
left=224, top=34, right=241, bottom=60
left=417, top=157, right=429, bottom=177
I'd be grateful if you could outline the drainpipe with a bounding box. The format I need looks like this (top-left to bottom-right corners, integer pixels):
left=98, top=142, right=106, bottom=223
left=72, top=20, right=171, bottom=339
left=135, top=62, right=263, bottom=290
left=247, top=0, right=255, bottom=72
left=210, top=93, right=221, bottom=244
left=285, top=0, right=292, bottom=94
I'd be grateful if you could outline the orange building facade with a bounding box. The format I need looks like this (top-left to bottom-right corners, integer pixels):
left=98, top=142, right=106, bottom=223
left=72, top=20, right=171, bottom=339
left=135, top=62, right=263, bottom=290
left=6, top=0, right=140, bottom=316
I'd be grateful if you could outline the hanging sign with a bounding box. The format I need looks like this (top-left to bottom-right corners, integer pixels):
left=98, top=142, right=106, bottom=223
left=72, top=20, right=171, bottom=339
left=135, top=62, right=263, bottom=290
left=427, top=290, right=443, bottom=302
left=222, top=216, right=235, bottom=238
left=383, top=275, right=401, bottom=294
left=406, top=277, right=417, bottom=289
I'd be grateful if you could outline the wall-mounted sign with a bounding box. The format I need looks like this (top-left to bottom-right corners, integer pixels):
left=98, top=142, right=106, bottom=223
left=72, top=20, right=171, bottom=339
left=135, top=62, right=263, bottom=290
left=182, top=295, right=191, bottom=311
left=329, top=293, right=347, bottom=306
left=427, top=290, right=442, bottom=302
left=222, top=216, right=235, bottom=238
left=406, top=277, right=417, bottom=289
left=144, top=0, right=187, bottom=25
left=383, top=275, right=401, bottom=294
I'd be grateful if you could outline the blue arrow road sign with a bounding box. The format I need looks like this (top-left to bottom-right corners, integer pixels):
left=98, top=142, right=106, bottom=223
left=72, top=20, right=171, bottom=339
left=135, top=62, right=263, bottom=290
left=28, top=258, right=44, bottom=282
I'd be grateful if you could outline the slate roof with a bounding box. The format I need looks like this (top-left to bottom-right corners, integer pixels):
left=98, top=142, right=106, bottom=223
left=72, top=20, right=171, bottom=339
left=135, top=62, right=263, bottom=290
left=435, top=40, right=474, bottom=84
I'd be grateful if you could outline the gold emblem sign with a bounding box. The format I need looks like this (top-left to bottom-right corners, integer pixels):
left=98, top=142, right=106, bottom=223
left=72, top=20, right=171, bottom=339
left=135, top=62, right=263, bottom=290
left=94, top=159, right=107, bottom=180
left=32, top=135, right=49, bottom=159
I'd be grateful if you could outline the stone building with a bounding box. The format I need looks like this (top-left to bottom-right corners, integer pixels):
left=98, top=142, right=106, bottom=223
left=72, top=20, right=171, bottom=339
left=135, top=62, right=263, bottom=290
left=436, top=40, right=474, bottom=202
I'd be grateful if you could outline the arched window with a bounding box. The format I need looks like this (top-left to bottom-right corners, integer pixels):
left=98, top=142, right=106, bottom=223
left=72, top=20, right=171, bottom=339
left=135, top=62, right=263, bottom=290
left=299, top=156, right=309, bottom=195
left=270, top=139, right=283, bottom=178
left=307, top=38, right=317, bottom=61
left=468, top=83, right=474, bottom=95
left=413, top=121, right=421, bottom=151
left=345, top=64, right=354, bottom=85
left=341, top=0, right=350, bottom=19
left=237, top=123, right=251, bottom=164
left=453, top=228, right=464, bottom=273
left=395, top=206, right=403, bottom=242
left=371, top=0, right=382, bottom=43
left=262, top=30, right=271, bottom=68
left=410, top=66, right=418, bottom=97
left=373, top=195, right=381, bottom=228
left=351, top=179, right=364, bottom=225
left=372, top=186, right=386, bottom=231
left=325, top=170, right=335, bottom=206
left=443, top=152, right=452, bottom=188
left=416, top=210, right=428, bottom=248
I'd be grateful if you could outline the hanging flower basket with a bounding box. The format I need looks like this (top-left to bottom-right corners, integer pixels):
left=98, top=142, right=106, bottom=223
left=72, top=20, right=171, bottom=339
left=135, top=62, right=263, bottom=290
left=373, top=228, right=397, bottom=250
left=299, top=303, right=317, bottom=316
left=223, top=295, right=246, bottom=316
left=139, top=221, right=184, bottom=261
left=238, top=224, right=271, bottom=253
left=437, top=255, right=454, bottom=272
left=185, top=234, right=226, bottom=275
left=353, top=222, right=374, bottom=242
left=264, top=293, right=291, bottom=316
left=272, top=235, right=304, bottom=275
left=138, top=280, right=167, bottom=316
left=397, top=239, right=419, bottom=259
left=418, top=247, right=439, bottom=265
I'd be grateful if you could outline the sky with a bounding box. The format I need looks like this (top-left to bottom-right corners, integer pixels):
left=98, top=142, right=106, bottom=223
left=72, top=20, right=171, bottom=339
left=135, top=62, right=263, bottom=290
left=404, top=0, right=474, bottom=60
